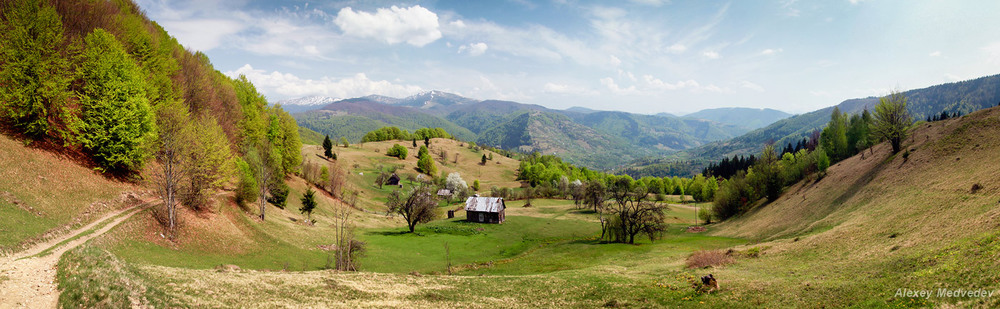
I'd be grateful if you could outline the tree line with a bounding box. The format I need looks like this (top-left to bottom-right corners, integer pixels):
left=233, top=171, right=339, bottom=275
left=711, top=90, right=912, bottom=220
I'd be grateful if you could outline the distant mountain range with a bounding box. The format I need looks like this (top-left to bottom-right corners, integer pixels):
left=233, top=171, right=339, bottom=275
left=288, top=91, right=778, bottom=169
left=286, top=73, right=1000, bottom=174
left=682, top=107, right=792, bottom=130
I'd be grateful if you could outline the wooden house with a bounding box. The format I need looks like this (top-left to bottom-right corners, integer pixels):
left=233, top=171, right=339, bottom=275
left=465, top=196, right=505, bottom=224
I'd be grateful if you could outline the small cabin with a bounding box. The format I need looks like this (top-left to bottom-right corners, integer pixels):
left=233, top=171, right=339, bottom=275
left=386, top=173, right=401, bottom=186
left=465, top=196, right=505, bottom=224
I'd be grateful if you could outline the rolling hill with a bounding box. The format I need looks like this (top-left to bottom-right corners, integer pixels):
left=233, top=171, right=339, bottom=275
left=294, top=98, right=477, bottom=142
left=683, top=107, right=792, bottom=130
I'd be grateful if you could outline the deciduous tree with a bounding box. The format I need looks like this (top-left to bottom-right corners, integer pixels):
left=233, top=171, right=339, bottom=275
left=386, top=185, right=438, bottom=233
left=872, top=90, right=912, bottom=153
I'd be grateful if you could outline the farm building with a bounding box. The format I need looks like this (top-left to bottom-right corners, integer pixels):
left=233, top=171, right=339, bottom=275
left=465, top=196, right=505, bottom=224
left=386, top=173, right=401, bottom=186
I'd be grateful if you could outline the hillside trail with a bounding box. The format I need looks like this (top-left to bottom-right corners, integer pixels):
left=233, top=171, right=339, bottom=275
left=0, top=198, right=152, bottom=309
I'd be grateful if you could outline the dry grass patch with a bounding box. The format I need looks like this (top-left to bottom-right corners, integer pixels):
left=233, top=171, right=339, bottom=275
left=686, top=250, right=734, bottom=269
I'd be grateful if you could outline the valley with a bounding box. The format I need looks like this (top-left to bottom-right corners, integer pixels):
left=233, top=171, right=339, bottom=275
left=2, top=0, right=999, bottom=308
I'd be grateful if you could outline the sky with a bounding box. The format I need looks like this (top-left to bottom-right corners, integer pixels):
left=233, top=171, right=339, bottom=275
left=135, top=0, right=1000, bottom=115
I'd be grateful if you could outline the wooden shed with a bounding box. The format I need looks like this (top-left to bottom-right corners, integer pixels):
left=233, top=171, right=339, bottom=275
left=386, top=173, right=401, bottom=186
left=465, top=196, right=505, bottom=224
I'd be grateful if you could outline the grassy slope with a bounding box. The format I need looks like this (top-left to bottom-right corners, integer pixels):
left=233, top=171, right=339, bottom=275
left=0, top=134, right=136, bottom=253
left=704, top=106, right=1000, bottom=308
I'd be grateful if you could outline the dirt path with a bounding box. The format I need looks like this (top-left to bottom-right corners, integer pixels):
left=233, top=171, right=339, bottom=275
left=0, top=201, right=149, bottom=308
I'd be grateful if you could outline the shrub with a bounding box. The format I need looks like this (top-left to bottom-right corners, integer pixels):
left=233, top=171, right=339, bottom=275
left=698, top=208, right=714, bottom=224
left=386, top=144, right=408, bottom=159
left=713, top=172, right=756, bottom=220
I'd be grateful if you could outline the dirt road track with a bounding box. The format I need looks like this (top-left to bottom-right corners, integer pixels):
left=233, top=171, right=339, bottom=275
left=0, top=202, right=148, bottom=308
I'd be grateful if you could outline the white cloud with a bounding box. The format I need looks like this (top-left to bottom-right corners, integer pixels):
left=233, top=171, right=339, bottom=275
left=629, top=0, right=669, bottom=6
left=740, top=81, right=765, bottom=92
left=644, top=75, right=699, bottom=90
left=544, top=82, right=599, bottom=95
left=458, top=42, right=489, bottom=56
left=928, top=51, right=942, bottom=57
left=810, top=90, right=831, bottom=97
left=610, top=55, right=622, bottom=66
left=848, top=0, right=864, bottom=4
left=226, top=64, right=423, bottom=99
left=600, top=77, right=638, bottom=95
left=943, top=73, right=961, bottom=81
left=159, top=19, right=245, bottom=51
left=702, top=51, right=720, bottom=59
left=760, top=48, right=783, bottom=56
left=334, top=5, right=442, bottom=47
left=668, top=44, right=687, bottom=53
left=983, top=42, right=1000, bottom=65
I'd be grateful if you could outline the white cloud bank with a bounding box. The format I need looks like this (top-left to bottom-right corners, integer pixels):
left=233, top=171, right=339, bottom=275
left=334, top=5, right=442, bottom=46
left=226, top=64, right=423, bottom=99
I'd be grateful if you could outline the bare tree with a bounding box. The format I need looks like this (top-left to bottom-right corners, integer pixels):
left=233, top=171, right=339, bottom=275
left=152, top=101, right=190, bottom=234
left=247, top=141, right=279, bottom=221
left=386, top=184, right=438, bottom=233
left=332, top=200, right=364, bottom=271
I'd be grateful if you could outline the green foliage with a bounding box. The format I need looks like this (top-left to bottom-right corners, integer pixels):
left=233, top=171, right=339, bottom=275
left=233, top=75, right=268, bottom=149
left=267, top=181, right=290, bottom=209
left=386, top=144, right=408, bottom=159
left=820, top=107, right=850, bottom=161
left=412, top=127, right=450, bottom=140
left=472, top=179, right=480, bottom=191
left=299, top=187, right=317, bottom=221
left=417, top=153, right=437, bottom=176
left=481, top=153, right=487, bottom=165
left=816, top=149, right=830, bottom=174
left=322, top=135, right=333, bottom=158
left=184, top=114, right=234, bottom=209
left=235, top=158, right=257, bottom=206
left=417, top=145, right=429, bottom=158
left=0, top=0, right=71, bottom=138
left=74, top=28, right=155, bottom=173
left=713, top=172, right=756, bottom=220
left=267, top=106, right=302, bottom=175
left=747, top=145, right=783, bottom=202
left=362, top=126, right=409, bottom=142
left=698, top=207, right=714, bottom=224
left=872, top=90, right=913, bottom=153
left=340, top=137, right=349, bottom=147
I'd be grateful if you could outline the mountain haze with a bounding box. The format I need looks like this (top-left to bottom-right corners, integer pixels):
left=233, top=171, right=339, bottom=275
left=683, top=107, right=792, bottom=130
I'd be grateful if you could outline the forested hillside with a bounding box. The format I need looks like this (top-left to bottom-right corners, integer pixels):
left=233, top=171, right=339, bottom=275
left=0, top=0, right=300, bottom=234
left=679, top=74, right=1000, bottom=161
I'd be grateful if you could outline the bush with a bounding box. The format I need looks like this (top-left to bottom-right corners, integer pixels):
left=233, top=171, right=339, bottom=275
left=698, top=208, right=714, bottom=224
left=386, top=144, right=408, bottom=159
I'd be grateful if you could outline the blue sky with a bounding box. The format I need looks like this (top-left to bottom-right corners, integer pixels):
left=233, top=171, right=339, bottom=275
left=135, top=0, right=1000, bottom=114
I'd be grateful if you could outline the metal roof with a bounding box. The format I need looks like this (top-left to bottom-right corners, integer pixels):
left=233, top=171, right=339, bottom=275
left=464, top=197, right=505, bottom=213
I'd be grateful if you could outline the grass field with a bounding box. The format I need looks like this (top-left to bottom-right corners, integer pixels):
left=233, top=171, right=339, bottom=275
left=0, top=134, right=137, bottom=254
